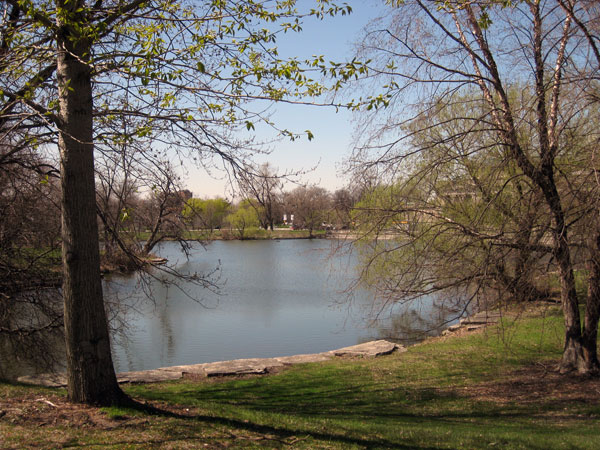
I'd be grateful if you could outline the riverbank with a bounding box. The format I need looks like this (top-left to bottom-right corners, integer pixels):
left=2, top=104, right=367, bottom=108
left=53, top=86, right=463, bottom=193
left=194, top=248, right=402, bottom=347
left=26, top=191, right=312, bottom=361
left=98, top=228, right=329, bottom=273
left=176, top=228, right=400, bottom=241
left=141, top=228, right=328, bottom=241
left=2, top=302, right=599, bottom=449
left=16, top=340, right=401, bottom=387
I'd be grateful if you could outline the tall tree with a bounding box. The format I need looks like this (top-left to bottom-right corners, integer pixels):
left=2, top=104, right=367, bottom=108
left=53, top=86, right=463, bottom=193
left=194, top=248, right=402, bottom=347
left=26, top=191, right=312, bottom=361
left=238, top=162, right=283, bottom=231
left=285, top=185, right=331, bottom=237
left=344, top=0, right=600, bottom=373
left=556, top=0, right=600, bottom=374
left=332, top=187, right=356, bottom=229
left=56, top=0, right=123, bottom=404
left=0, top=0, right=351, bottom=404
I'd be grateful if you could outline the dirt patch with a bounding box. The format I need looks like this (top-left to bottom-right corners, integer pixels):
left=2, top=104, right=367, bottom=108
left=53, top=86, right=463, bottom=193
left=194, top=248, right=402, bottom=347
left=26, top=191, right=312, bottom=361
left=465, top=361, right=600, bottom=406
left=3, top=394, right=108, bottom=429
left=0, top=393, right=161, bottom=429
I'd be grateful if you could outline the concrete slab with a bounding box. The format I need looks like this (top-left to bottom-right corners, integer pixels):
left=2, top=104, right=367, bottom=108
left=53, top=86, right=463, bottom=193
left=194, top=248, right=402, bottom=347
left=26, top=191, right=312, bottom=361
left=157, top=364, right=209, bottom=375
left=202, top=358, right=285, bottom=377
left=459, top=319, right=491, bottom=325
left=275, top=353, right=332, bottom=365
left=331, top=340, right=402, bottom=357
left=16, top=340, right=403, bottom=385
left=466, top=325, right=486, bottom=332
left=440, top=309, right=510, bottom=336
left=117, top=369, right=183, bottom=384
left=460, top=312, right=503, bottom=325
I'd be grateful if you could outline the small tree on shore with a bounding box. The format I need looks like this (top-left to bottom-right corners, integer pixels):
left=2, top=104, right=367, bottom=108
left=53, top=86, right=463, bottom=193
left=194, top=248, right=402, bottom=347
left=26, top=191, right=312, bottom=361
left=183, top=198, right=231, bottom=233
left=226, top=200, right=260, bottom=240
left=238, top=163, right=283, bottom=231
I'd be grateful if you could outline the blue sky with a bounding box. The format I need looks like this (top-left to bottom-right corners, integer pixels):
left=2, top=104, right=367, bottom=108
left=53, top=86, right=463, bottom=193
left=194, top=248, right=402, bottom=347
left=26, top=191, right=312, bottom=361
left=185, top=1, right=386, bottom=199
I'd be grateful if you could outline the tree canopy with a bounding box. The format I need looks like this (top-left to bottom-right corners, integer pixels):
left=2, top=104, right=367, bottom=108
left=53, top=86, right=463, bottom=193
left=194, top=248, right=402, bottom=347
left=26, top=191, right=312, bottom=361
left=0, top=0, right=352, bottom=404
left=346, top=0, right=600, bottom=374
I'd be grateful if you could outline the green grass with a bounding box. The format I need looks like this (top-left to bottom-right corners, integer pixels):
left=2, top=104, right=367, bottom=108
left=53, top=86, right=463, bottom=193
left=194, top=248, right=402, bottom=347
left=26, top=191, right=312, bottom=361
left=100, top=405, right=147, bottom=420
left=5, top=246, right=61, bottom=271
left=2, top=305, right=599, bottom=449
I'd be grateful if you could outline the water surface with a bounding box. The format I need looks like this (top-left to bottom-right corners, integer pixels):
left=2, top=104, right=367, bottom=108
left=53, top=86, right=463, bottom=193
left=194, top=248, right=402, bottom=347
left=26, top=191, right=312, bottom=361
left=107, top=239, right=452, bottom=373
left=1, top=239, right=456, bottom=380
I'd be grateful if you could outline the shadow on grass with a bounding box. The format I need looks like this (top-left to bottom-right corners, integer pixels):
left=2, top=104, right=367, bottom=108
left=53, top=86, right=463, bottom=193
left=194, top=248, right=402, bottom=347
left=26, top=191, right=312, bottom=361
left=122, top=369, right=565, bottom=450
left=118, top=397, right=442, bottom=449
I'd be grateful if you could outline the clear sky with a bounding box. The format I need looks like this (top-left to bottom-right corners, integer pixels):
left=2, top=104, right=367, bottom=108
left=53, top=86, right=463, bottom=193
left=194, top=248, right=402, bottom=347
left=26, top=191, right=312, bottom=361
left=184, top=1, right=386, bottom=199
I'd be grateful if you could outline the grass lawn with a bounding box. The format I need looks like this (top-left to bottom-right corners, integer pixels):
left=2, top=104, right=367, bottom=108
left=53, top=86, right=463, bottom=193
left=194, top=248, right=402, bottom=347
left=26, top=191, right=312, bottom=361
left=2, top=304, right=599, bottom=449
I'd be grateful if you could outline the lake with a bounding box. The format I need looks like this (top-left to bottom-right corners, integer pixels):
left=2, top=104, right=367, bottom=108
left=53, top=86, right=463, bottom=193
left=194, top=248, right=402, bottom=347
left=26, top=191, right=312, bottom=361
left=106, top=239, right=453, bottom=373
left=1, top=239, right=457, bottom=380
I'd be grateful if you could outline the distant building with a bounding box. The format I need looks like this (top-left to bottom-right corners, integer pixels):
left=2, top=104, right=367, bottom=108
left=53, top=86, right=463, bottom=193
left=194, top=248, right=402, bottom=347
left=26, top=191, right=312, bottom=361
left=178, top=189, right=193, bottom=201
left=282, top=213, right=294, bottom=225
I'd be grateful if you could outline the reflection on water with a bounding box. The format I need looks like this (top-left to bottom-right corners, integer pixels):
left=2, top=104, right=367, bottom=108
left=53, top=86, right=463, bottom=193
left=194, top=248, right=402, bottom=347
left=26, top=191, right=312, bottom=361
left=106, top=239, right=460, bottom=373
left=2, top=239, right=463, bottom=379
left=372, top=301, right=460, bottom=345
left=0, top=289, right=64, bottom=381
left=0, top=329, right=65, bottom=381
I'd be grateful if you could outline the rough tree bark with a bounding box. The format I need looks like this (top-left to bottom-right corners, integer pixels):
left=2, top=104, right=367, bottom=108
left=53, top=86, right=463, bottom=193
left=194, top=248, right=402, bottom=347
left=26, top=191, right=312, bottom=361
left=557, top=0, right=600, bottom=375
left=57, top=0, right=124, bottom=405
left=582, top=228, right=600, bottom=373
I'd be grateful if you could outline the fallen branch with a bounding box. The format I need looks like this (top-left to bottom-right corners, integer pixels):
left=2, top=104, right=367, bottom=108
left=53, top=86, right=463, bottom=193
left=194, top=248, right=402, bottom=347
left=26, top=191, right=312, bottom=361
left=35, top=398, right=58, bottom=408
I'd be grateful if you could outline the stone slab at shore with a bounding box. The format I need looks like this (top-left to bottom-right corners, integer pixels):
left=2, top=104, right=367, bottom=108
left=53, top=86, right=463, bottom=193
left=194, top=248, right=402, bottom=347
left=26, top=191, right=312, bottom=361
left=17, top=340, right=402, bottom=388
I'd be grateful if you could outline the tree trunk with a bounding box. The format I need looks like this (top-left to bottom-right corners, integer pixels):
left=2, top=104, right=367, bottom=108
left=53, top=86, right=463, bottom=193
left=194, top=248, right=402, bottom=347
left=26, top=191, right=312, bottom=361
left=542, top=182, right=586, bottom=373
left=582, top=229, right=600, bottom=374
left=556, top=238, right=585, bottom=373
left=57, top=2, right=124, bottom=405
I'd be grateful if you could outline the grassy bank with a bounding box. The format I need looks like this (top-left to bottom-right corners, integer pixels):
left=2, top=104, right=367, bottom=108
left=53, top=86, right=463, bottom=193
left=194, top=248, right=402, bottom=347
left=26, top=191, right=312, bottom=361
left=2, top=304, right=599, bottom=449
left=136, top=228, right=327, bottom=241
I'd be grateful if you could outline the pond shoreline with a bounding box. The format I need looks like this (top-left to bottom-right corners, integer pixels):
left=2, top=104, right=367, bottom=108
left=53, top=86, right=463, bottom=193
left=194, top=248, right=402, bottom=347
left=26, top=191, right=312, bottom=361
left=16, top=310, right=507, bottom=387
left=99, top=231, right=329, bottom=274
left=8, top=239, right=452, bottom=382
left=17, top=340, right=402, bottom=387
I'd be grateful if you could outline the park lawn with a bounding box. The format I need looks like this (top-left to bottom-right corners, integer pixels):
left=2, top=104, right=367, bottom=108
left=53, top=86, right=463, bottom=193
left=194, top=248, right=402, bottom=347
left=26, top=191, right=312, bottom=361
left=2, top=303, right=599, bottom=449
